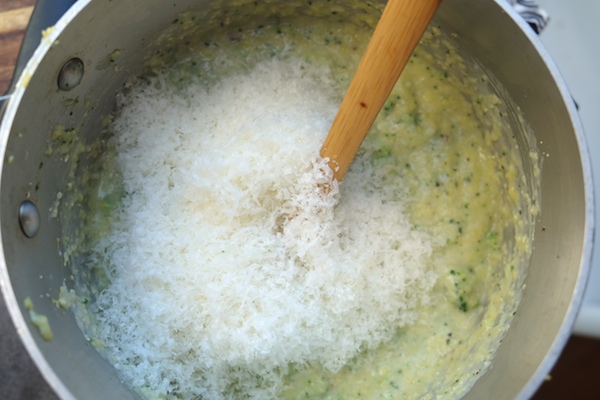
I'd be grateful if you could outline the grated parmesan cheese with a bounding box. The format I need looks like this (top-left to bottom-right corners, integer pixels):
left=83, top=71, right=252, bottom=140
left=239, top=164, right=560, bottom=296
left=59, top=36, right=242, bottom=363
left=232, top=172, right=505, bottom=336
left=88, top=58, right=436, bottom=398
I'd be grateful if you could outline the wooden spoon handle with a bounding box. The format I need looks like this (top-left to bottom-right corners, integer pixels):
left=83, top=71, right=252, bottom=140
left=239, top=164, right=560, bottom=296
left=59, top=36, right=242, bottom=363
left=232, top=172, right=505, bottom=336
left=320, top=0, right=441, bottom=182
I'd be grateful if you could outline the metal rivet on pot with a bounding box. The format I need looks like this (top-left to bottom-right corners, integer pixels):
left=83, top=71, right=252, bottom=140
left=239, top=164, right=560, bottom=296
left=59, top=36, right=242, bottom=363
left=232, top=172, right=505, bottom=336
left=57, top=58, right=84, bottom=91
left=18, top=200, right=40, bottom=238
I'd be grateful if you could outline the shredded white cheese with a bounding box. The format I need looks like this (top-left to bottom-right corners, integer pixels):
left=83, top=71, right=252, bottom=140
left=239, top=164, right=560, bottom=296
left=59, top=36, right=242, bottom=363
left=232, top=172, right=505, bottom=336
left=89, top=58, right=436, bottom=398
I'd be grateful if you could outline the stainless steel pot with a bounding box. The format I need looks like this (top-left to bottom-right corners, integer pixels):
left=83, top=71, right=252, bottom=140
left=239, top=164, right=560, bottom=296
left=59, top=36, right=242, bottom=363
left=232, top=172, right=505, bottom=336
left=0, top=0, right=593, bottom=399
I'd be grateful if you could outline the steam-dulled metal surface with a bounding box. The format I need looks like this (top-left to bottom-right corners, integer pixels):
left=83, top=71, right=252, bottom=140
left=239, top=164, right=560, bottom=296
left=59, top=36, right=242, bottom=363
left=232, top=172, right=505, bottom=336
left=0, top=0, right=593, bottom=399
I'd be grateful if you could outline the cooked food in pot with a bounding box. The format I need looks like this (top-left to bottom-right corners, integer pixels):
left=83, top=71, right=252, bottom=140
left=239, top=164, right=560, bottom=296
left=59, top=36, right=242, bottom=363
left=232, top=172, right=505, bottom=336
left=54, top=7, right=539, bottom=400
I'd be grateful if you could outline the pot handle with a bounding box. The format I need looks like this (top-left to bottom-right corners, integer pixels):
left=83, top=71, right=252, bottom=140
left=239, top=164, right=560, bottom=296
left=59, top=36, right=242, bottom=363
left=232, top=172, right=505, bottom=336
left=506, top=0, right=549, bottom=34
left=0, top=0, right=77, bottom=107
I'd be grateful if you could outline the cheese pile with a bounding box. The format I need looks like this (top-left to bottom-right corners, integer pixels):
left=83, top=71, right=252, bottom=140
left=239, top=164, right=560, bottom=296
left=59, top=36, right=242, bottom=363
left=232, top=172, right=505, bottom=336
left=88, top=58, right=436, bottom=398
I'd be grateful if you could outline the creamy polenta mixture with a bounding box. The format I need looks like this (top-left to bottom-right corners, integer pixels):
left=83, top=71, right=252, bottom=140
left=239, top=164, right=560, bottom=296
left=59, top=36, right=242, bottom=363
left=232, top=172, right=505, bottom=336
left=55, top=4, right=539, bottom=400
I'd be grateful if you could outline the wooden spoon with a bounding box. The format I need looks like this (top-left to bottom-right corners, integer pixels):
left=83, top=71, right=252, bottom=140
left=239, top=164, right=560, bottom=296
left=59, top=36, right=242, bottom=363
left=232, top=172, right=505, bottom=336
left=320, top=0, right=441, bottom=182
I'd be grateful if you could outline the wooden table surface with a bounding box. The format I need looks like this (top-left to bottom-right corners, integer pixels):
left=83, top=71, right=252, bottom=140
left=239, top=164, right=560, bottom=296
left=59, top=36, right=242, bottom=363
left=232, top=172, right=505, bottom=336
left=0, top=0, right=35, bottom=95
left=1, top=1, right=599, bottom=399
